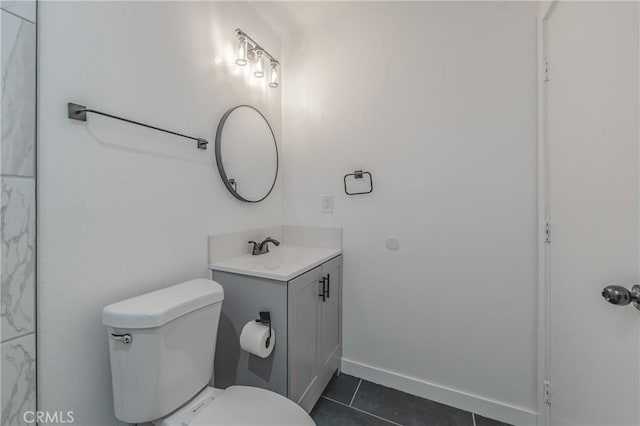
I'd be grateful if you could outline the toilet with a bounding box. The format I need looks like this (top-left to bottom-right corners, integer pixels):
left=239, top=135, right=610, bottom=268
left=102, top=279, right=315, bottom=425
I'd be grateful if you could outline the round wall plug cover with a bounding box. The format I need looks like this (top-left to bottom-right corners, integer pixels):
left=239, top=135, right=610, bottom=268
left=385, top=237, right=400, bottom=251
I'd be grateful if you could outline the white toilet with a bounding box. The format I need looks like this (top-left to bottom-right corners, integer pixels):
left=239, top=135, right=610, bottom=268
left=102, top=279, right=315, bottom=425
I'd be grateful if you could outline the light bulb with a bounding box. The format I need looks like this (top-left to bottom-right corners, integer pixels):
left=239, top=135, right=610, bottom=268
left=269, top=62, right=279, bottom=88
left=253, top=50, right=265, bottom=78
left=235, top=35, right=248, bottom=66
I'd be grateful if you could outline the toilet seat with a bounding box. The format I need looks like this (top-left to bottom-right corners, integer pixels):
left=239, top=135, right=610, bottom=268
left=158, top=386, right=315, bottom=426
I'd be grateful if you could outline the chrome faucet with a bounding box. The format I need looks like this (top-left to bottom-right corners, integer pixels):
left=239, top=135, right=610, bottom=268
left=248, top=237, right=280, bottom=255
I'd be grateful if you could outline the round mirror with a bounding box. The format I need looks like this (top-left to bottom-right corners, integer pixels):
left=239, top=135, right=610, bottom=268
left=215, top=105, right=278, bottom=202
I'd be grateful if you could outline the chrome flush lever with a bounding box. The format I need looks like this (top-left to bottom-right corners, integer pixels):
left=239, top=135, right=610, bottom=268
left=110, top=333, right=133, bottom=344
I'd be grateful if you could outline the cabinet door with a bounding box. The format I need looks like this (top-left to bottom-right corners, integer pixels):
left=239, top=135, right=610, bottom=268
left=287, top=266, right=322, bottom=406
left=320, top=256, right=342, bottom=375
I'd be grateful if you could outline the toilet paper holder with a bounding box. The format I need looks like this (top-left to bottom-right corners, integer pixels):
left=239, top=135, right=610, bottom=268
left=255, top=311, right=272, bottom=348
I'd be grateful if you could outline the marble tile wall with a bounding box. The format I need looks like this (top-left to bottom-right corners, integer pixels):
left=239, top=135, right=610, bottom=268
left=2, top=3, right=36, bottom=176
left=1, top=178, right=35, bottom=340
left=1, top=335, right=35, bottom=425
left=1, top=1, right=37, bottom=424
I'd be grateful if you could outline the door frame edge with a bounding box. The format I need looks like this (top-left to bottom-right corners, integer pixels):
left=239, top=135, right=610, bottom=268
left=536, top=2, right=557, bottom=426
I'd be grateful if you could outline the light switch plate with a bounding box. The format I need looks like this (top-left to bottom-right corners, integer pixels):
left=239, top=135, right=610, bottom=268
left=322, top=195, right=334, bottom=213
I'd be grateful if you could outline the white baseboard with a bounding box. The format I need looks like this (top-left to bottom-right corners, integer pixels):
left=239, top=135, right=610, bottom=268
left=341, top=358, right=537, bottom=426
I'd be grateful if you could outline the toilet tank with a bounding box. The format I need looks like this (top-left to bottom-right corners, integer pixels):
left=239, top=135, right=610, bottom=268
left=102, top=279, right=224, bottom=424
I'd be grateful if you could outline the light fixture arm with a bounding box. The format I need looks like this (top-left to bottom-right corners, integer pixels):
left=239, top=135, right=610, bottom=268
left=235, top=28, right=279, bottom=65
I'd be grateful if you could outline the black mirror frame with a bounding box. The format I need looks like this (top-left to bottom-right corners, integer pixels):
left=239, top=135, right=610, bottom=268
left=215, top=105, right=279, bottom=203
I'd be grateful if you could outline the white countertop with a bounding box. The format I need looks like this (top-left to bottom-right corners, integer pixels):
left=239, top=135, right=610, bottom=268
left=209, top=245, right=341, bottom=281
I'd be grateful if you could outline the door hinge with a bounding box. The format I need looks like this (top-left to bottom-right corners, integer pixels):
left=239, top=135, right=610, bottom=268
left=545, top=222, right=551, bottom=244
left=544, top=57, right=550, bottom=82
left=544, top=380, right=552, bottom=405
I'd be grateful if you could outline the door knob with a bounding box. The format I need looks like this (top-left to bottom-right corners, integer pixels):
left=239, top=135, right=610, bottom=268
left=601, top=285, right=640, bottom=310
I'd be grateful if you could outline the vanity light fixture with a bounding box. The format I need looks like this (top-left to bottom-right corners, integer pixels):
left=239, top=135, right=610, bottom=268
left=269, top=61, right=279, bottom=88
left=235, top=28, right=280, bottom=88
left=235, top=34, right=248, bottom=66
left=253, top=49, right=265, bottom=78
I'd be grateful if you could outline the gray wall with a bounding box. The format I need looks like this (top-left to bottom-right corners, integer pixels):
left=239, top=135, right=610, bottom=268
left=1, top=0, right=37, bottom=424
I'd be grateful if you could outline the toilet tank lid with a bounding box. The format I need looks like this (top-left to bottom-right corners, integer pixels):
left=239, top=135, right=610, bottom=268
left=103, top=279, right=224, bottom=329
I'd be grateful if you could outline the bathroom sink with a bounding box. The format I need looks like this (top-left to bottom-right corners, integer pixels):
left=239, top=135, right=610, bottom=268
left=209, top=245, right=341, bottom=281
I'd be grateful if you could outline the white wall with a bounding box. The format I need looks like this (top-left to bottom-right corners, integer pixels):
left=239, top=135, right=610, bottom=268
left=281, top=2, right=538, bottom=423
left=38, top=2, right=282, bottom=424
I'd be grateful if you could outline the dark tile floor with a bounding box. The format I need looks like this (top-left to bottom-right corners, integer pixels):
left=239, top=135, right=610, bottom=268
left=311, top=374, right=512, bottom=426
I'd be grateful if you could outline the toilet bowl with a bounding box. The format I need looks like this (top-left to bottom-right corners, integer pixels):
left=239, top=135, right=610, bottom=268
left=103, top=279, right=315, bottom=425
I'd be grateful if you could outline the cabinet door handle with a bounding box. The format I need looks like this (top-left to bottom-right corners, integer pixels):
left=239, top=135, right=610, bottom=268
left=326, top=274, right=330, bottom=299
left=319, top=277, right=326, bottom=302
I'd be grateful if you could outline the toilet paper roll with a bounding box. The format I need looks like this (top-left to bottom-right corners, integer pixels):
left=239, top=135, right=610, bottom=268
left=240, top=321, right=275, bottom=358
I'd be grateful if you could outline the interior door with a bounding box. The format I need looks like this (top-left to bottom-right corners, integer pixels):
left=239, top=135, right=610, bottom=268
left=546, top=2, right=640, bottom=425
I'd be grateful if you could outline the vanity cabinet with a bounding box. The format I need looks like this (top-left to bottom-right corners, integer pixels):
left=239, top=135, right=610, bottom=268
left=210, top=254, right=342, bottom=413
left=288, top=255, right=342, bottom=411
